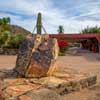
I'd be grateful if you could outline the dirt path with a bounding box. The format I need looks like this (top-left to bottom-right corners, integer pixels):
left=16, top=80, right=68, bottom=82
left=57, top=53, right=100, bottom=81
left=56, top=53, right=100, bottom=100
left=0, top=55, right=16, bottom=70
left=0, top=53, right=100, bottom=100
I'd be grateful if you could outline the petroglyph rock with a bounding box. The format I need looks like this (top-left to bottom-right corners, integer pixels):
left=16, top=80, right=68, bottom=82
left=14, top=34, right=59, bottom=78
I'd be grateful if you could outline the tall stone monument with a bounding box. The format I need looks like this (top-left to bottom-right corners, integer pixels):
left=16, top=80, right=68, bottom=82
left=14, top=13, right=59, bottom=78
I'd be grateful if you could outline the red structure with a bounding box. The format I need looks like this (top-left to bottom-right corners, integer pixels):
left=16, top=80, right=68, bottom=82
left=49, top=34, right=100, bottom=53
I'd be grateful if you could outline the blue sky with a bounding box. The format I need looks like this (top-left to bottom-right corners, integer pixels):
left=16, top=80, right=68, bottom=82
left=0, top=0, right=100, bottom=33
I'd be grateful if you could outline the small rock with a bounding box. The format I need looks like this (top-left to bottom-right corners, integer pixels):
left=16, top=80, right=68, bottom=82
left=5, top=84, right=41, bottom=97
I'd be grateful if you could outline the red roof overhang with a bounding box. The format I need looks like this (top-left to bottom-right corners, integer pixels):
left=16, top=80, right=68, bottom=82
left=49, top=33, right=100, bottom=43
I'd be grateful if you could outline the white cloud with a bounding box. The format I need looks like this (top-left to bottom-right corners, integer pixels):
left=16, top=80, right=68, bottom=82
left=0, top=0, right=100, bottom=33
left=0, top=12, right=35, bottom=32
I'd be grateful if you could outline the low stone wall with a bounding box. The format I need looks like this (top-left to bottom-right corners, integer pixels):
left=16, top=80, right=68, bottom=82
left=0, top=48, right=18, bottom=55
left=0, top=68, right=97, bottom=100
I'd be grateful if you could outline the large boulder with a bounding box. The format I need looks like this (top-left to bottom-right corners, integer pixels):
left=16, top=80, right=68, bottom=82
left=14, top=34, right=59, bottom=78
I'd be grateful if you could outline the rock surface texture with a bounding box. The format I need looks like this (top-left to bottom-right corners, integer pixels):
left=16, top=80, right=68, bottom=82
left=14, top=34, right=59, bottom=78
left=0, top=68, right=97, bottom=100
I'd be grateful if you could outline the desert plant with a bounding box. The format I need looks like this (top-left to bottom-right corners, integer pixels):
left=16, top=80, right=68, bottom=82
left=0, top=17, right=10, bottom=25
left=67, top=43, right=80, bottom=48
left=1, top=31, right=13, bottom=48
left=58, top=40, right=68, bottom=50
left=81, top=26, right=100, bottom=34
left=0, top=31, right=11, bottom=44
left=3, top=35, right=14, bottom=48
left=58, top=40, right=68, bottom=56
left=13, top=34, right=25, bottom=48
left=0, top=17, right=10, bottom=32
left=0, top=30, right=25, bottom=48
left=57, top=25, right=64, bottom=34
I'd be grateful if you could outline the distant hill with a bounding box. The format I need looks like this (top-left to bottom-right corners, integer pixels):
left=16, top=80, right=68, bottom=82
left=10, top=25, right=32, bottom=35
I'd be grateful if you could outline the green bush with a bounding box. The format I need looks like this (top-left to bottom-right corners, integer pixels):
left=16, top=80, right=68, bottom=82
left=67, top=43, right=80, bottom=48
left=13, top=34, right=25, bottom=48
left=0, top=31, right=11, bottom=48
left=1, top=31, right=11, bottom=42
left=3, top=35, right=14, bottom=48
left=81, top=26, right=100, bottom=34
left=59, top=51, right=65, bottom=56
left=0, top=17, right=25, bottom=48
left=0, top=17, right=10, bottom=32
left=0, top=31, right=25, bottom=48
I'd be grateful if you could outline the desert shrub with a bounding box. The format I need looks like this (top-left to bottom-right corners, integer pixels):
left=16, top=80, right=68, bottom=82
left=0, top=33, right=2, bottom=47
left=67, top=43, right=80, bottom=48
left=13, top=34, right=25, bottom=48
left=0, top=17, right=26, bottom=49
left=58, top=40, right=68, bottom=56
left=0, top=31, right=25, bottom=48
left=58, top=40, right=68, bottom=51
left=1, top=31, right=11, bottom=42
left=0, top=17, right=10, bottom=32
left=59, top=51, right=65, bottom=56
left=2, top=35, right=14, bottom=48
left=81, top=26, right=100, bottom=34
left=0, top=31, right=11, bottom=47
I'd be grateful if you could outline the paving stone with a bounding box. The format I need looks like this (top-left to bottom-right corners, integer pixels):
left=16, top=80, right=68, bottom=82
left=7, top=97, right=19, bottom=100
left=2, top=78, right=30, bottom=90
left=19, top=95, right=32, bottom=100
left=0, top=68, right=97, bottom=98
left=52, top=71, right=73, bottom=78
left=29, top=76, right=72, bottom=94
left=30, top=76, right=67, bottom=87
left=26, top=88, right=62, bottom=100
left=87, top=75, right=97, bottom=86
left=4, top=84, right=41, bottom=97
left=70, top=80, right=81, bottom=91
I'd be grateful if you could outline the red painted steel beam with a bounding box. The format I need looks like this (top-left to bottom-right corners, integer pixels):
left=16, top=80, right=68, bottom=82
left=49, top=34, right=100, bottom=42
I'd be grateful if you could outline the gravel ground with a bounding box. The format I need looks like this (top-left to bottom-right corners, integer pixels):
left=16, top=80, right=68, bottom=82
left=0, top=53, right=100, bottom=100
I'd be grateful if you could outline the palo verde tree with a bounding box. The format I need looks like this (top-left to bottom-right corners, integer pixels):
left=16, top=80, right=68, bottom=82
left=0, top=17, right=26, bottom=48
left=0, top=17, right=10, bottom=25
left=0, top=17, right=11, bottom=32
left=0, top=31, right=25, bottom=48
left=81, top=26, right=100, bottom=34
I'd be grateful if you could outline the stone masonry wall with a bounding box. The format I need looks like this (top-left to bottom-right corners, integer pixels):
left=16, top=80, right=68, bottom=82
left=0, top=48, right=18, bottom=55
